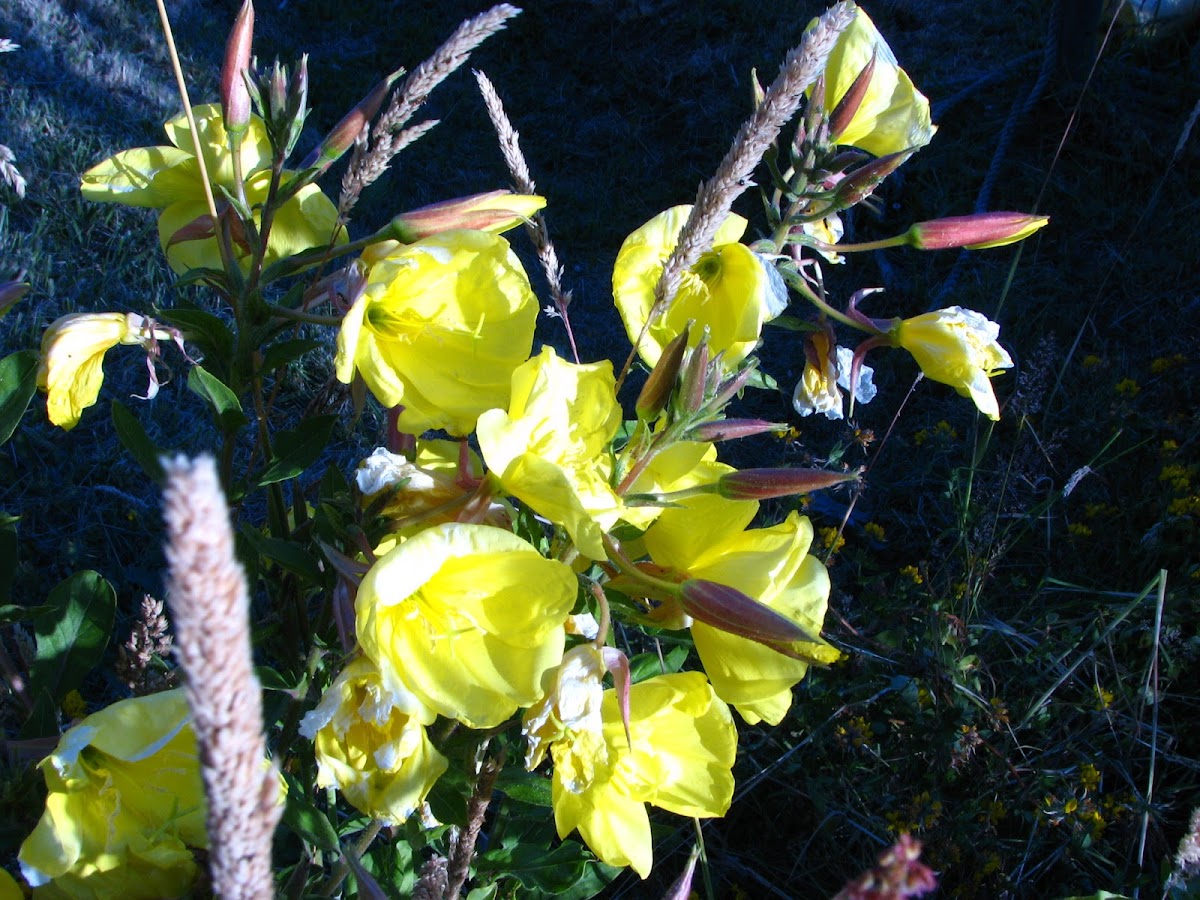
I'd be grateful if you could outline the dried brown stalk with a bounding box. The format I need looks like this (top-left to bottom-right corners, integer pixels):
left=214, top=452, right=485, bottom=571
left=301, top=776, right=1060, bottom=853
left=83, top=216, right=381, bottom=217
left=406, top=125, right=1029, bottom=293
left=114, top=594, right=176, bottom=695
left=339, top=4, right=523, bottom=218
left=162, top=455, right=280, bottom=900
left=618, top=0, right=856, bottom=385
left=474, top=68, right=578, bottom=361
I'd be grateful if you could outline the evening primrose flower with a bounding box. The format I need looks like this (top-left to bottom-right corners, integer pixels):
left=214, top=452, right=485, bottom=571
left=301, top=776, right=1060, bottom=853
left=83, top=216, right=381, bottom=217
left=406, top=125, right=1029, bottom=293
left=542, top=671, right=736, bottom=878
left=299, top=657, right=448, bottom=824
left=642, top=492, right=836, bottom=725
left=18, top=690, right=207, bottom=900
left=37, top=312, right=174, bottom=430
left=355, top=522, right=576, bottom=729
left=612, top=206, right=785, bottom=371
left=335, top=229, right=538, bottom=436
left=813, top=3, right=935, bottom=157
left=80, top=103, right=344, bottom=274
left=793, top=331, right=877, bottom=419
left=476, top=347, right=623, bottom=560
left=892, top=306, right=1013, bottom=420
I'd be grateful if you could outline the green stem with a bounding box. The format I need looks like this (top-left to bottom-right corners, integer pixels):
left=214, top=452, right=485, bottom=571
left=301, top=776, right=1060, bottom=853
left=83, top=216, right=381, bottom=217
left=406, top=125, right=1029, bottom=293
left=602, top=534, right=682, bottom=596
left=267, top=304, right=342, bottom=326
left=787, top=274, right=882, bottom=333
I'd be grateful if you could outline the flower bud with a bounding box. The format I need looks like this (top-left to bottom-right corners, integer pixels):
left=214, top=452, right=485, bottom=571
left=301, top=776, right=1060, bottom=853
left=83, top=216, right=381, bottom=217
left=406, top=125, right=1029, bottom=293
left=827, top=51, right=876, bottom=144
left=832, top=149, right=914, bottom=208
left=679, top=579, right=821, bottom=645
left=684, top=418, right=782, bottom=442
left=300, top=69, right=402, bottom=172
left=382, top=191, right=546, bottom=244
left=0, top=279, right=29, bottom=317
left=717, top=466, right=858, bottom=500
left=906, top=212, right=1049, bottom=250
left=678, top=340, right=710, bottom=415
left=220, top=0, right=254, bottom=137
left=636, top=325, right=689, bottom=420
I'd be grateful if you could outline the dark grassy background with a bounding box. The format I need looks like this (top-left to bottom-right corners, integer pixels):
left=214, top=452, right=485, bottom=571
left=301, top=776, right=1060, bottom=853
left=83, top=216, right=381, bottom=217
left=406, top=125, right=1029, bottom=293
left=2, top=0, right=1199, bottom=896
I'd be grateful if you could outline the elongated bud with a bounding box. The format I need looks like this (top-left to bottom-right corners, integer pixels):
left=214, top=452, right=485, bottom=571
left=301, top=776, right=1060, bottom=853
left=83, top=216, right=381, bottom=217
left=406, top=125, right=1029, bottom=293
left=685, top=418, right=783, bottom=442
left=300, top=69, right=401, bottom=172
left=383, top=191, right=546, bottom=243
left=220, top=0, right=254, bottom=136
left=636, top=326, right=690, bottom=420
left=678, top=340, right=709, bottom=415
left=679, top=579, right=822, bottom=645
left=907, top=212, right=1049, bottom=250
left=717, top=466, right=859, bottom=500
left=708, top=363, right=756, bottom=411
left=0, top=279, right=29, bottom=317
left=827, top=51, right=876, bottom=143
left=832, top=149, right=914, bottom=208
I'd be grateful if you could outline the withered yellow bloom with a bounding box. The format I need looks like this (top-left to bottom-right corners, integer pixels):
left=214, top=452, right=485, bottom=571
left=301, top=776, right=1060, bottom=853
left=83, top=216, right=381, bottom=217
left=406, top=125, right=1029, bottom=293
left=544, top=671, right=737, bottom=878
left=80, top=103, right=343, bottom=274
left=477, top=347, right=623, bottom=560
left=355, top=522, right=576, bottom=729
left=644, top=492, right=836, bottom=725
left=815, top=3, right=936, bottom=157
left=892, top=306, right=1013, bottom=420
left=18, top=690, right=207, bottom=899
left=37, top=312, right=171, bottom=430
left=299, top=657, right=448, bottom=824
left=612, top=206, right=784, bottom=371
left=336, top=229, right=538, bottom=436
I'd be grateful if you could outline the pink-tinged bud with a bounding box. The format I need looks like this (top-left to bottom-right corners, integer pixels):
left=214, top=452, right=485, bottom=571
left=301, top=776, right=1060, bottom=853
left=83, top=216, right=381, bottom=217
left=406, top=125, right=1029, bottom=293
left=828, top=51, right=876, bottom=144
left=0, top=279, right=29, bottom=317
left=907, top=212, right=1049, bottom=250
left=166, top=207, right=252, bottom=259
left=678, top=340, right=709, bottom=415
left=636, top=325, right=689, bottom=420
left=709, top=364, right=756, bottom=410
left=679, top=579, right=822, bottom=645
left=685, top=418, right=783, bottom=442
left=717, top=466, right=859, bottom=500
left=384, top=190, right=547, bottom=243
left=832, top=149, right=914, bottom=208
left=220, top=0, right=254, bottom=136
left=301, top=69, right=401, bottom=171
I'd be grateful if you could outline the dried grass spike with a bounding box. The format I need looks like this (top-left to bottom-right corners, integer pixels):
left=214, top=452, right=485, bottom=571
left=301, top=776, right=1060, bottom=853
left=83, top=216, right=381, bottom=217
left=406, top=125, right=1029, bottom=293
left=162, top=455, right=280, bottom=900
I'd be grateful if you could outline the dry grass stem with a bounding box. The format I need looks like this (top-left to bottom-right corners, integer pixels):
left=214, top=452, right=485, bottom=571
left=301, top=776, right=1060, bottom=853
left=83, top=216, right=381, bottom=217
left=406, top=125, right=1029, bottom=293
left=114, top=594, right=175, bottom=695
left=474, top=69, right=577, bottom=360
left=617, top=0, right=854, bottom=383
left=163, top=455, right=280, bottom=900
left=1167, top=806, right=1200, bottom=889
left=0, top=145, right=26, bottom=199
left=339, top=4, right=522, bottom=217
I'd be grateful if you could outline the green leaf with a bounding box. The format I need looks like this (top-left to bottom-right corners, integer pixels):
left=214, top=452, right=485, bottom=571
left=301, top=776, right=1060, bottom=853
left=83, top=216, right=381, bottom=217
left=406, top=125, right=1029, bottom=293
left=0, top=350, right=39, bottom=445
left=187, top=365, right=247, bottom=431
left=111, top=400, right=166, bottom=482
left=765, top=314, right=819, bottom=333
left=260, top=338, right=321, bottom=375
left=240, top=525, right=325, bottom=582
left=256, top=415, right=336, bottom=486
left=0, top=603, right=46, bottom=626
left=158, top=307, right=235, bottom=371
left=280, top=771, right=340, bottom=852
left=494, top=768, right=553, bottom=807
left=742, top=366, right=779, bottom=392
left=23, top=571, right=116, bottom=735
left=628, top=644, right=689, bottom=683
left=476, top=841, right=594, bottom=893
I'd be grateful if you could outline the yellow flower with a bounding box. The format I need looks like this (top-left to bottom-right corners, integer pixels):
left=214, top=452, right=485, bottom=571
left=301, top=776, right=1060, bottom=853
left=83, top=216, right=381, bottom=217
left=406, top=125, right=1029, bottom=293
left=37, top=312, right=173, bottom=430
left=336, top=229, right=538, bottom=436
left=612, top=206, right=785, bottom=371
left=792, top=330, right=877, bottom=420
left=476, top=347, right=623, bottom=559
left=544, top=671, right=736, bottom=878
left=892, top=306, right=1013, bottom=420
left=0, top=868, right=21, bottom=900
left=80, top=103, right=344, bottom=274
left=642, top=492, right=836, bottom=725
left=813, top=3, right=936, bottom=157
left=355, top=522, right=576, bottom=729
left=299, top=657, right=448, bottom=824
left=18, top=690, right=207, bottom=899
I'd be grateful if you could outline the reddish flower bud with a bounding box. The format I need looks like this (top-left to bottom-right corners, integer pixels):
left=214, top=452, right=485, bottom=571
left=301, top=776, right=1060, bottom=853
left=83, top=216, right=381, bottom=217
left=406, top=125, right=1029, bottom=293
left=220, top=0, right=254, bottom=136
left=717, top=466, right=858, bottom=500
left=832, top=149, right=914, bottom=208
left=636, top=325, right=690, bottom=420
left=906, top=212, right=1049, bottom=250
left=678, top=340, right=710, bottom=415
left=679, top=579, right=822, bottom=645
left=828, top=51, right=876, bottom=144
left=684, top=418, right=783, bottom=442
left=382, top=191, right=546, bottom=244
left=301, top=69, right=401, bottom=171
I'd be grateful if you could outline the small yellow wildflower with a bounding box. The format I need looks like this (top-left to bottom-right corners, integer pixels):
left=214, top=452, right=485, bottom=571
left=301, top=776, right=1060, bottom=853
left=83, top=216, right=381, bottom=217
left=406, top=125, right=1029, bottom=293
left=1067, top=523, right=1093, bottom=538
left=61, top=690, right=87, bottom=720
left=986, top=800, right=1007, bottom=825
left=819, top=526, right=846, bottom=554
left=1159, top=464, right=1193, bottom=492
left=1150, top=354, right=1186, bottom=374
left=1094, top=685, right=1113, bottom=710
left=864, top=522, right=886, bottom=542
left=1079, top=763, right=1100, bottom=792
left=1168, top=496, right=1200, bottom=516
left=1081, top=354, right=1102, bottom=369
left=1161, top=439, right=1179, bottom=455
left=1114, top=378, right=1140, bottom=397
left=900, top=564, right=923, bottom=585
